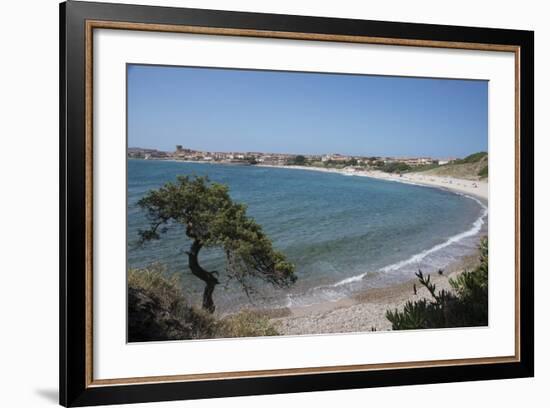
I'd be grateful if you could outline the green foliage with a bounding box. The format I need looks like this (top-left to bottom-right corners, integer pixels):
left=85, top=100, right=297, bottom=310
left=454, top=151, right=488, bottom=164
left=412, top=163, right=440, bottom=172
left=380, top=162, right=412, bottom=173
left=386, top=297, right=432, bottom=330
left=291, top=155, right=307, bottom=165
left=450, top=238, right=488, bottom=298
left=137, top=175, right=296, bottom=310
left=478, top=165, right=488, bottom=178
left=319, top=158, right=363, bottom=168
left=323, top=160, right=346, bottom=168
left=386, top=237, right=488, bottom=330
left=309, top=160, right=324, bottom=167
left=385, top=271, right=458, bottom=329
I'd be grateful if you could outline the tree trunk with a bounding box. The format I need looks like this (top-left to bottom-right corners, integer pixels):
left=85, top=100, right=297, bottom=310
left=187, top=240, right=219, bottom=313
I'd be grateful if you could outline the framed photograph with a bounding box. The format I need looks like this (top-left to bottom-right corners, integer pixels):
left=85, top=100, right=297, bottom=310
left=60, top=1, right=534, bottom=406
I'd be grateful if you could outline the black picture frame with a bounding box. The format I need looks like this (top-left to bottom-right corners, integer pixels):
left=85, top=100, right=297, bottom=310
left=60, top=1, right=534, bottom=406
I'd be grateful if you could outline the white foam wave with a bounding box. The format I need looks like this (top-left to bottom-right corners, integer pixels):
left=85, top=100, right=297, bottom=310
left=380, top=210, right=486, bottom=273
left=333, top=271, right=369, bottom=286
left=331, top=193, right=487, bottom=286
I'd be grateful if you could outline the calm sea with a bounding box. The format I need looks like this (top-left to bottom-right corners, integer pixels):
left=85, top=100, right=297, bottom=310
left=127, top=159, right=487, bottom=312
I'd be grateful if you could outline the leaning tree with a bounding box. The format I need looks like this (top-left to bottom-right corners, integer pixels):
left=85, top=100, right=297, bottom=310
left=137, top=175, right=296, bottom=313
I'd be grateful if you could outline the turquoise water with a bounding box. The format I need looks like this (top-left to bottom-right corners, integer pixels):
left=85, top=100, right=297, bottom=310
left=127, top=159, right=487, bottom=311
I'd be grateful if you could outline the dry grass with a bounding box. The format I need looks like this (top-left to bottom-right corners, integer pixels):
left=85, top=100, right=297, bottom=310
left=417, top=155, right=488, bottom=180
left=128, top=263, right=186, bottom=314
left=219, top=310, right=279, bottom=338
left=128, top=264, right=280, bottom=339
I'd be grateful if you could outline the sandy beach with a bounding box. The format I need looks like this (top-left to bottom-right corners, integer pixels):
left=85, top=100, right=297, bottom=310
left=270, top=253, right=481, bottom=335
left=152, top=160, right=488, bottom=334
left=255, top=164, right=488, bottom=334
left=259, top=164, right=488, bottom=201
left=163, top=160, right=488, bottom=201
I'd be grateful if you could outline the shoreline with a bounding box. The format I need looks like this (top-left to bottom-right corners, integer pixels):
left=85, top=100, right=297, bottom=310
left=248, top=165, right=488, bottom=334
left=269, top=253, right=482, bottom=335
left=257, top=163, right=488, bottom=202
left=134, top=159, right=488, bottom=332
left=133, top=158, right=488, bottom=202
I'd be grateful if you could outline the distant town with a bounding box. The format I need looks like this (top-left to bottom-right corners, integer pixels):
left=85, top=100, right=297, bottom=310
left=128, top=145, right=458, bottom=173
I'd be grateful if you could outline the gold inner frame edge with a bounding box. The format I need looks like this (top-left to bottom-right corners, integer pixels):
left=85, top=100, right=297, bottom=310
left=84, top=19, right=521, bottom=388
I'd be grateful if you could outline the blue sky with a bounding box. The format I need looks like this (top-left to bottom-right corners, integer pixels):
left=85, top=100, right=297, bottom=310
left=128, top=64, right=488, bottom=158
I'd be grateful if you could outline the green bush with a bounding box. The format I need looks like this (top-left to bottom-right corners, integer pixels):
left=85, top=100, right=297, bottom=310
left=287, top=155, right=307, bottom=165
left=478, top=165, right=488, bottom=178
left=386, top=237, right=488, bottom=330
left=413, top=163, right=440, bottom=172
left=380, top=162, right=412, bottom=173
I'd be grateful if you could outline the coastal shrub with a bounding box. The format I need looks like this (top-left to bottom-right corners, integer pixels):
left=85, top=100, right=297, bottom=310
left=287, top=155, right=307, bottom=165
left=413, top=163, right=440, bottom=172
left=128, top=264, right=279, bottom=341
left=478, top=165, right=488, bottom=178
left=323, top=160, right=346, bottom=168
left=385, top=237, right=488, bottom=330
left=380, top=162, right=412, bottom=173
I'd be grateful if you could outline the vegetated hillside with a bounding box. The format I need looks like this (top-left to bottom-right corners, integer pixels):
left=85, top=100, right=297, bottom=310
left=416, top=152, right=488, bottom=180
left=127, top=265, right=280, bottom=342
